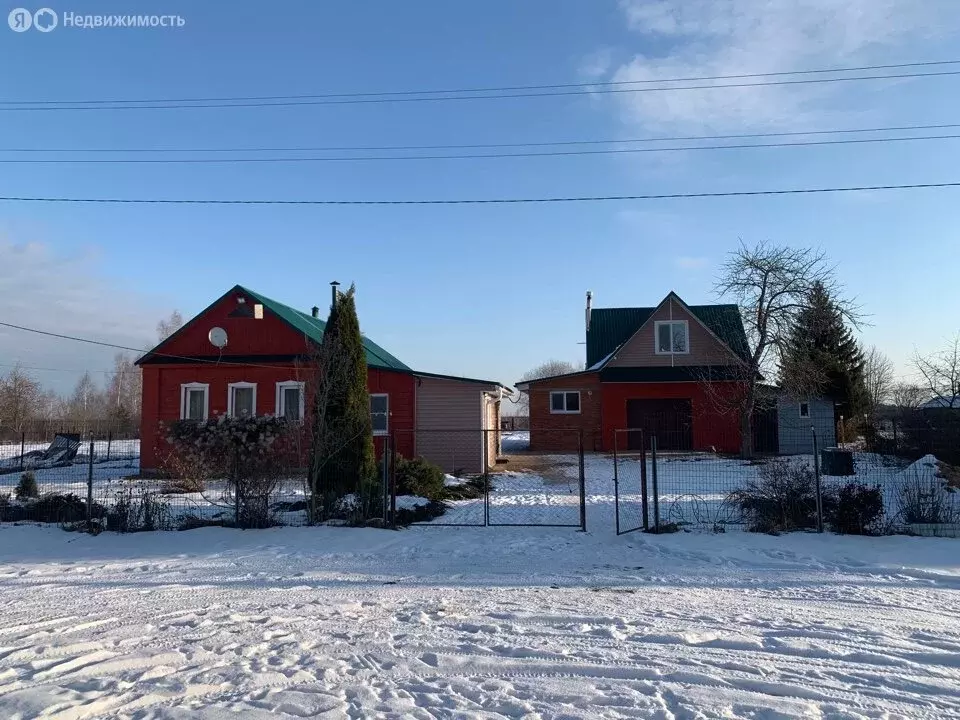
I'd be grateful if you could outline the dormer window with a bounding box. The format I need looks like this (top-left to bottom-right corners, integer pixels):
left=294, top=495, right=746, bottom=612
left=655, top=320, right=689, bottom=354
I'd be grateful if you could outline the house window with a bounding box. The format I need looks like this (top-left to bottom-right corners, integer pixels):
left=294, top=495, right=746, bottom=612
left=549, top=391, right=581, bottom=414
left=370, top=394, right=389, bottom=435
left=799, top=401, right=810, bottom=418
left=227, top=382, right=257, bottom=417
left=180, top=383, right=209, bottom=421
left=275, top=381, right=305, bottom=422
left=655, top=320, right=689, bottom=354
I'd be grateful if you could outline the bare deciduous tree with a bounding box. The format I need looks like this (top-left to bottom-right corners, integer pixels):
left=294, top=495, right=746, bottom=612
left=715, top=240, right=861, bottom=457
left=0, top=364, right=42, bottom=433
left=890, top=382, right=924, bottom=414
left=914, top=334, right=960, bottom=408
left=156, top=310, right=184, bottom=342
left=863, top=345, right=894, bottom=417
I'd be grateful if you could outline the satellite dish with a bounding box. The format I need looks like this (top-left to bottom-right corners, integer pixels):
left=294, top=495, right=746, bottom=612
left=208, top=327, right=228, bottom=349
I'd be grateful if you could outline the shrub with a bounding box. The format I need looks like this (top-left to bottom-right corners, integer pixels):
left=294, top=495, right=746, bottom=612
left=107, top=485, right=173, bottom=532
left=729, top=459, right=822, bottom=533
left=826, top=482, right=884, bottom=535
left=896, top=469, right=958, bottom=525
left=15, top=471, right=38, bottom=500
left=394, top=455, right=446, bottom=501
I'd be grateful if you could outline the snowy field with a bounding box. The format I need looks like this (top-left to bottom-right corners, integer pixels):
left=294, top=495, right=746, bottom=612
left=0, top=525, right=958, bottom=718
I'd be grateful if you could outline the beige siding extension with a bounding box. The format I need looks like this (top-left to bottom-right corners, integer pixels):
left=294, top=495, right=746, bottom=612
left=415, top=376, right=500, bottom=474
left=606, top=297, right=738, bottom=368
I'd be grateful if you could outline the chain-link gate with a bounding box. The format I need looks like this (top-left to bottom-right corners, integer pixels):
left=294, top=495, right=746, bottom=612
left=613, top=429, right=649, bottom=535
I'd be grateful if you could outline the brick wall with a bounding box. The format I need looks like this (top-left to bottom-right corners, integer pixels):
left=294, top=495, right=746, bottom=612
left=527, top=372, right=602, bottom=452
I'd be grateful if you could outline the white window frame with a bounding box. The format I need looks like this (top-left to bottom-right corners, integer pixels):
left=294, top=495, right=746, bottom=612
left=180, top=382, right=209, bottom=421
left=799, top=401, right=811, bottom=418
left=654, top=320, right=690, bottom=355
left=549, top=390, right=581, bottom=415
left=370, top=393, right=389, bottom=436
left=227, top=381, right=258, bottom=418
left=275, top=381, right=305, bottom=422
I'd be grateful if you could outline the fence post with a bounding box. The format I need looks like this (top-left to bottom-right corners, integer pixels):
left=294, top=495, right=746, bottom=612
left=650, top=435, right=660, bottom=533
left=613, top=431, right=620, bottom=535
left=812, top=426, right=823, bottom=533
left=640, top=431, right=649, bottom=531
left=483, top=434, right=490, bottom=527
left=389, top=433, right=397, bottom=528
left=578, top=430, right=587, bottom=532
left=106, top=431, right=112, bottom=462
left=19, top=432, right=25, bottom=472
left=86, top=438, right=94, bottom=529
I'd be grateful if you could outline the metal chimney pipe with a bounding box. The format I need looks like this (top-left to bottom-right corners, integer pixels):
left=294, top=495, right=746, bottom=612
left=311, top=306, right=319, bottom=318
left=585, top=290, right=593, bottom=332
left=330, top=280, right=341, bottom=308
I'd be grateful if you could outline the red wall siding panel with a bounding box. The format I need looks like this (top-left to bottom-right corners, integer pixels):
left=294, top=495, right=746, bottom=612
left=140, top=364, right=418, bottom=471
left=600, top=382, right=743, bottom=453
left=156, top=291, right=314, bottom=358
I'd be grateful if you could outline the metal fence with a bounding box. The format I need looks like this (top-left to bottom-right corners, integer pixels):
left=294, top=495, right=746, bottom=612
left=391, top=428, right=586, bottom=529
left=612, top=426, right=960, bottom=538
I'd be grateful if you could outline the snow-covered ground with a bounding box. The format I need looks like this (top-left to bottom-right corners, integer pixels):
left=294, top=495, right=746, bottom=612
left=0, top=525, right=958, bottom=718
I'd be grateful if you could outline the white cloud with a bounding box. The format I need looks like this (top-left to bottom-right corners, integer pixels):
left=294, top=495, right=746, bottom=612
left=610, top=0, right=958, bottom=131
left=0, top=241, right=167, bottom=393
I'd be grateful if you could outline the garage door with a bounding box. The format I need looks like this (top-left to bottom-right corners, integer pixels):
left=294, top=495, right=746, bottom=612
left=625, top=399, right=693, bottom=451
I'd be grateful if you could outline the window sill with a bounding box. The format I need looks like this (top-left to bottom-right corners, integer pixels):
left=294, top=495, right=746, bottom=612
left=654, top=350, right=691, bottom=355
left=373, top=430, right=389, bottom=436
left=549, top=410, right=582, bottom=415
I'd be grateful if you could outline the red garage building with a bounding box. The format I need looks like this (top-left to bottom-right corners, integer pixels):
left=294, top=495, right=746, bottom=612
left=517, top=292, right=751, bottom=453
left=137, top=285, right=506, bottom=474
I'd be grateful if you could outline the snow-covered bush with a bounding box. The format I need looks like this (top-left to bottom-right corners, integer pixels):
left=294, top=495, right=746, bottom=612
left=15, top=471, right=38, bottom=500
left=896, top=457, right=958, bottom=525
left=729, top=459, right=821, bottom=533
left=394, top=455, right=446, bottom=501
left=162, top=416, right=296, bottom=528
left=826, top=482, right=884, bottom=535
left=108, top=484, right=173, bottom=532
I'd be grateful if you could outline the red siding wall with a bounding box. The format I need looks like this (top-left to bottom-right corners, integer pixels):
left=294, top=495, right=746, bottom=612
left=140, top=365, right=417, bottom=471
left=600, top=382, right=743, bottom=453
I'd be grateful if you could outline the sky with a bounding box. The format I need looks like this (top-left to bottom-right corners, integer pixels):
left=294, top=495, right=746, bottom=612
left=1, top=0, right=959, bottom=395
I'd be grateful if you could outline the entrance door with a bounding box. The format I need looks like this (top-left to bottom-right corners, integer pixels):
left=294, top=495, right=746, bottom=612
left=626, top=399, right=693, bottom=451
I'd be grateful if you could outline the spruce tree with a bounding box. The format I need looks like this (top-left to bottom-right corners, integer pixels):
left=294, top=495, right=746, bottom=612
left=780, top=281, right=868, bottom=422
left=309, top=285, right=378, bottom=518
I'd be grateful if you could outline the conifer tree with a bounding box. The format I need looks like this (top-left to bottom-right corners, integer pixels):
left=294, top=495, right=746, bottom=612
left=308, top=285, right=377, bottom=518
left=780, top=281, right=868, bottom=421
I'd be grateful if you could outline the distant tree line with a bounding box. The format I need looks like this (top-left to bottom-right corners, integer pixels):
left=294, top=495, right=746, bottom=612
left=0, top=310, right=184, bottom=440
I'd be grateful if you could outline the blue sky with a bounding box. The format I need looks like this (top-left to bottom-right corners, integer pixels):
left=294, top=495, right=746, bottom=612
left=1, top=0, right=959, bottom=394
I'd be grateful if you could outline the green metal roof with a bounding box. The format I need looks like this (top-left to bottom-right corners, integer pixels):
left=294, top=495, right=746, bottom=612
left=239, top=286, right=412, bottom=372
left=586, top=299, right=750, bottom=368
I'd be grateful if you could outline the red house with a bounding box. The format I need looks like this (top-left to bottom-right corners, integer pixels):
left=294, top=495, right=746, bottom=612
left=517, top=292, right=750, bottom=453
left=137, top=285, right=507, bottom=474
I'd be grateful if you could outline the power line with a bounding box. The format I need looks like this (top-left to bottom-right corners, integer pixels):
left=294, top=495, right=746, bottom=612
left=3, top=70, right=959, bottom=111
left=1, top=182, right=959, bottom=205
left=0, top=361, right=113, bottom=375
left=0, top=321, right=312, bottom=371
left=2, top=133, right=958, bottom=164
left=5, top=58, right=958, bottom=106
left=5, top=122, right=960, bottom=153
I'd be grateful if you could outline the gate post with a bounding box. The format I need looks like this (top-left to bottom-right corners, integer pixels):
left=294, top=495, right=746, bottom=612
left=389, top=432, right=397, bottom=528
left=812, top=427, right=823, bottom=533
left=578, top=430, right=587, bottom=532
left=613, top=430, right=620, bottom=535
left=86, top=438, right=95, bottom=529
left=650, top=435, right=660, bottom=533
left=640, top=432, right=649, bottom=531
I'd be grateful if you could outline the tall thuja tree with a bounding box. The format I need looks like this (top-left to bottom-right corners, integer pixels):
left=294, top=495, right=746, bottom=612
left=308, top=284, right=378, bottom=520
left=780, top=281, right=868, bottom=422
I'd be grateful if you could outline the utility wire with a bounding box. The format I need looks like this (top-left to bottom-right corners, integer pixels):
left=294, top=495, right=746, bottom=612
left=5, top=58, right=958, bottom=106
left=3, top=133, right=958, bottom=163
left=0, top=321, right=313, bottom=371
left=3, top=70, right=959, bottom=111
left=1, top=182, right=959, bottom=205
left=5, top=122, right=960, bottom=153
